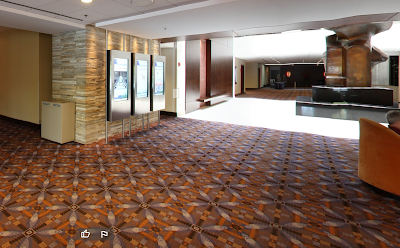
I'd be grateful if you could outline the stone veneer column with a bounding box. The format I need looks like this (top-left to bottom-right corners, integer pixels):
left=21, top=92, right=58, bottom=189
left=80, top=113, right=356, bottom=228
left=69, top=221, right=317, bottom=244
left=85, top=26, right=106, bottom=143
left=53, top=29, right=87, bottom=143
left=52, top=25, right=161, bottom=144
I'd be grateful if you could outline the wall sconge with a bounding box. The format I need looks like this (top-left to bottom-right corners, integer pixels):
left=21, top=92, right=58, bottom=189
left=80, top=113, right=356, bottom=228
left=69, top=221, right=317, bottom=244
left=286, top=71, right=291, bottom=78
left=81, top=0, right=92, bottom=3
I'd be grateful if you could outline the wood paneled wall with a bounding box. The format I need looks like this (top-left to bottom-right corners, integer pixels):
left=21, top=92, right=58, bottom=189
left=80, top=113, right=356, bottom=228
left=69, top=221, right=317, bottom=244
left=199, top=40, right=207, bottom=106
left=207, top=38, right=233, bottom=98
left=185, top=40, right=201, bottom=113
left=279, top=64, right=325, bottom=87
left=53, top=25, right=160, bottom=144
left=184, top=38, right=233, bottom=113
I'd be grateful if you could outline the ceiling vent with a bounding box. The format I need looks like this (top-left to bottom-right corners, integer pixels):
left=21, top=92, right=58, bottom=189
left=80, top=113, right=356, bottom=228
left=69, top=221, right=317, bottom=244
left=131, top=0, right=154, bottom=7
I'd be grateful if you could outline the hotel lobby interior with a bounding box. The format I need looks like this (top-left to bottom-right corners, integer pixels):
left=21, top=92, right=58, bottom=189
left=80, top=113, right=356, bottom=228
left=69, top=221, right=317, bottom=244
left=0, top=0, right=400, bottom=247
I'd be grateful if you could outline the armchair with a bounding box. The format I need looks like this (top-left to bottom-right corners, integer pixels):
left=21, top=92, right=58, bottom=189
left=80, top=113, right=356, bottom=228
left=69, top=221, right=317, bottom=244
left=358, top=118, right=400, bottom=196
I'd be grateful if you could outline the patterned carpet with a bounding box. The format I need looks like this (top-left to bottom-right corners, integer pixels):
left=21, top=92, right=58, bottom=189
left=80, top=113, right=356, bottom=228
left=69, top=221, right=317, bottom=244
left=0, top=116, right=399, bottom=248
left=239, top=88, right=312, bottom=100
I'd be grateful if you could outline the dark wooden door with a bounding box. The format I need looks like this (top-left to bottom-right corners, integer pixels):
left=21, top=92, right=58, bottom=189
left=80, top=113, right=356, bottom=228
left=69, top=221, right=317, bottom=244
left=241, top=65, right=245, bottom=93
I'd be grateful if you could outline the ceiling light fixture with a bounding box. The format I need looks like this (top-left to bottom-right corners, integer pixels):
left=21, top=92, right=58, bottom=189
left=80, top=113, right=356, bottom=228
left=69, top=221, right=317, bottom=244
left=81, top=0, right=92, bottom=3
left=131, top=0, right=154, bottom=7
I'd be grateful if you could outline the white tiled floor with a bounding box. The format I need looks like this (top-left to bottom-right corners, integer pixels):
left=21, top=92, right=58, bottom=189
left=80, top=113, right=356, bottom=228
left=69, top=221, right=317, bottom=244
left=181, top=98, right=387, bottom=140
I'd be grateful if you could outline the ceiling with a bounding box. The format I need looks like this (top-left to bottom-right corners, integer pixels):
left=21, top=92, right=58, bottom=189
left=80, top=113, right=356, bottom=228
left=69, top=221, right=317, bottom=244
left=0, top=0, right=212, bottom=33
left=1, top=0, right=400, bottom=64
left=234, top=22, right=400, bottom=64
left=0, top=0, right=399, bottom=37
left=0, top=0, right=209, bottom=25
left=97, top=0, right=400, bottom=40
left=234, top=29, right=335, bottom=64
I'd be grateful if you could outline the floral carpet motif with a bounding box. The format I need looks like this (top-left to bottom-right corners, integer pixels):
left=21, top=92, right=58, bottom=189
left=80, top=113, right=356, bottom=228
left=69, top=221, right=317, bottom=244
left=0, top=116, right=399, bottom=248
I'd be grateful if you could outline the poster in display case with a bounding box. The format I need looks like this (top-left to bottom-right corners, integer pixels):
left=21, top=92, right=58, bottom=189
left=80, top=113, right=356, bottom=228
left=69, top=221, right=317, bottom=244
left=154, top=61, right=164, bottom=95
left=132, top=53, right=151, bottom=115
left=107, top=50, right=132, bottom=122
left=150, top=55, right=166, bottom=111
left=136, top=60, right=149, bottom=98
left=113, top=58, right=129, bottom=101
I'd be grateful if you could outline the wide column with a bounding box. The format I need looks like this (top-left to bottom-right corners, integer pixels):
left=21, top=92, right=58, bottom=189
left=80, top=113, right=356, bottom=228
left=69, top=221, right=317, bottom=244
left=325, top=22, right=392, bottom=87
left=325, top=35, right=346, bottom=87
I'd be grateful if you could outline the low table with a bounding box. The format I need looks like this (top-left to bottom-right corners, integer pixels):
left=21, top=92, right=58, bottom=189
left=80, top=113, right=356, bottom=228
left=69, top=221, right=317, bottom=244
left=275, top=82, right=285, bottom=89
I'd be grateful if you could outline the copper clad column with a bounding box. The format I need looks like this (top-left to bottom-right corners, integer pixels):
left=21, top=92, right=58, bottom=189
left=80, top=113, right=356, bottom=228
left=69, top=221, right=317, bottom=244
left=325, top=34, right=346, bottom=87
left=325, top=22, right=392, bottom=87
left=345, top=40, right=371, bottom=87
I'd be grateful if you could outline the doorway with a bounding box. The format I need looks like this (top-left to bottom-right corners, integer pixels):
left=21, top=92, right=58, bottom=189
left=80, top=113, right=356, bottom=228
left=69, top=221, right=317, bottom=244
left=241, top=65, right=245, bottom=93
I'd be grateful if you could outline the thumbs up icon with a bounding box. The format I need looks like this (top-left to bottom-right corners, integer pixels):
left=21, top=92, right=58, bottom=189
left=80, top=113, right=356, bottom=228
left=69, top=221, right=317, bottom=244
left=81, top=229, right=91, bottom=239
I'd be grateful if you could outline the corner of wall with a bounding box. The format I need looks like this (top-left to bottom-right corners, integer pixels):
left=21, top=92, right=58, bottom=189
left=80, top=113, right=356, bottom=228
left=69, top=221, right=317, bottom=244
left=176, top=41, right=186, bottom=115
left=39, top=33, right=53, bottom=124
left=0, top=29, right=40, bottom=124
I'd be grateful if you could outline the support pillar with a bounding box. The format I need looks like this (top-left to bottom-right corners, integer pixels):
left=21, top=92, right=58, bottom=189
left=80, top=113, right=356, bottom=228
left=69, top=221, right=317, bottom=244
left=325, top=22, right=392, bottom=87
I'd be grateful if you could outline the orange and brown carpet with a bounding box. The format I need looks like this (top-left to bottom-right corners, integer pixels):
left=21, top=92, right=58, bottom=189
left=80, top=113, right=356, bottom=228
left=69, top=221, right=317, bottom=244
left=0, top=116, right=399, bottom=248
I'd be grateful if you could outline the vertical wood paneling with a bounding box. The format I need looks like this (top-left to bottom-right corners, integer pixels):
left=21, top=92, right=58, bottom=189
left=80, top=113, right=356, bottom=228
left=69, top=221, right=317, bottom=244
left=241, top=65, right=245, bottom=93
left=199, top=40, right=207, bottom=107
left=208, top=38, right=233, bottom=97
left=206, top=40, right=212, bottom=98
left=185, top=40, right=201, bottom=113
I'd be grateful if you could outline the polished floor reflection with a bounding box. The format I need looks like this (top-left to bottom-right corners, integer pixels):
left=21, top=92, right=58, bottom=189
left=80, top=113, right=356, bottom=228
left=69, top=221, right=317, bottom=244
left=182, top=89, right=391, bottom=140
left=296, top=96, right=395, bottom=123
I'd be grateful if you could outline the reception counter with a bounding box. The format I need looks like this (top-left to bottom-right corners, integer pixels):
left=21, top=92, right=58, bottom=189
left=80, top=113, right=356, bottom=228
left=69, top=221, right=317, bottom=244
left=312, top=86, right=393, bottom=106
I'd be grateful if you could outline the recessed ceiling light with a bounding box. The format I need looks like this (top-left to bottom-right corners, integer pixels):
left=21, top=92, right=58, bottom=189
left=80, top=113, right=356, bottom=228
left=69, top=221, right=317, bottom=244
left=81, top=0, right=92, bottom=3
left=131, top=0, right=154, bottom=7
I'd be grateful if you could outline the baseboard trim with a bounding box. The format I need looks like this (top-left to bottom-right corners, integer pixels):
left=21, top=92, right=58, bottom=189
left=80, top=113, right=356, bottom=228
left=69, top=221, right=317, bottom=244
left=160, top=111, right=178, bottom=117
left=0, top=115, right=41, bottom=130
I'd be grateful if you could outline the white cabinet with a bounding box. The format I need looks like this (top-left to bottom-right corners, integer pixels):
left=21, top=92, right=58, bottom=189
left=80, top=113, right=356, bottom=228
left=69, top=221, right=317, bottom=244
left=41, top=101, right=75, bottom=144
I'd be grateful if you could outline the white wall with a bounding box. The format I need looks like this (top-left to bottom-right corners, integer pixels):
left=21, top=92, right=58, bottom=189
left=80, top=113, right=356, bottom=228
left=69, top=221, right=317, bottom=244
left=176, top=41, right=186, bottom=117
left=161, top=42, right=186, bottom=116
left=161, top=47, right=177, bottom=113
left=245, top=62, right=268, bottom=88
left=235, top=58, right=246, bottom=94
left=245, top=62, right=259, bottom=88
left=258, top=64, right=267, bottom=87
